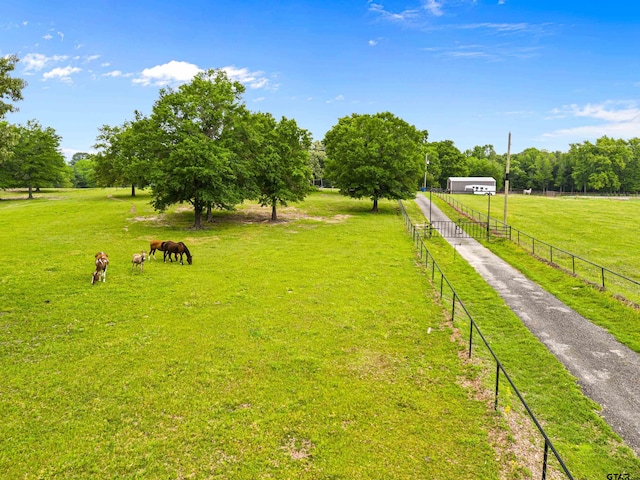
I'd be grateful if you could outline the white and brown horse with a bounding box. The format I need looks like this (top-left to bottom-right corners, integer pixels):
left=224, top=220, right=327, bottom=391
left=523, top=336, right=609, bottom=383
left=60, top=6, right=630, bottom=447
left=92, top=252, right=109, bottom=284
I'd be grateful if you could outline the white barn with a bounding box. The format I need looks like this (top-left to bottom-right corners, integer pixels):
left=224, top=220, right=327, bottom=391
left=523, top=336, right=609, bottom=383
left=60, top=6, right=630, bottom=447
left=447, top=177, right=496, bottom=194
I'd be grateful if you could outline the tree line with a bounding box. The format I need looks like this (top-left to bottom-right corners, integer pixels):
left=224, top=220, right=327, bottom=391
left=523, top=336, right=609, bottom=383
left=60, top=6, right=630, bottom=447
left=428, top=138, right=640, bottom=194
left=3, top=54, right=640, bottom=227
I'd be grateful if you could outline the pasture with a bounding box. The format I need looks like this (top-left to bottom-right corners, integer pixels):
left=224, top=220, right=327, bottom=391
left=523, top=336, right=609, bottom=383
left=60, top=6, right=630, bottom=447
left=0, top=188, right=503, bottom=479
left=443, top=192, right=640, bottom=280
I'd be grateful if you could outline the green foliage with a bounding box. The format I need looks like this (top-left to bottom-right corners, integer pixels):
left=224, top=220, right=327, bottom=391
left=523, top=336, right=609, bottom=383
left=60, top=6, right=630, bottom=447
left=324, top=112, right=427, bottom=211
left=0, top=54, right=27, bottom=119
left=147, top=69, right=253, bottom=228
left=3, top=120, right=66, bottom=197
left=465, top=156, right=504, bottom=188
left=92, top=114, right=156, bottom=195
left=431, top=140, right=467, bottom=187
left=253, top=114, right=313, bottom=220
left=308, top=140, right=327, bottom=186
left=72, top=158, right=96, bottom=188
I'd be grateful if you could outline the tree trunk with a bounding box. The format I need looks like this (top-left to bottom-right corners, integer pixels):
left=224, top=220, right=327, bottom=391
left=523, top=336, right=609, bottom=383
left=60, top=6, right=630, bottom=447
left=271, top=203, right=278, bottom=221
left=194, top=207, right=203, bottom=229
left=131, top=184, right=136, bottom=197
left=371, top=197, right=379, bottom=212
left=206, top=203, right=213, bottom=222
left=28, top=185, right=33, bottom=199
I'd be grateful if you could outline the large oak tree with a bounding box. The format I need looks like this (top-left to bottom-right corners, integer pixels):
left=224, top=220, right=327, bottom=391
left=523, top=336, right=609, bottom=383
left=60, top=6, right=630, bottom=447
left=147, top=69, right=254, bottom=229
left=0, top=55, right=27, bottom=171
left=5, top=120, right=66, bottom=198
left=253, top=113, right=312, bottom=221
left=323, top=112, right=427, bottom=212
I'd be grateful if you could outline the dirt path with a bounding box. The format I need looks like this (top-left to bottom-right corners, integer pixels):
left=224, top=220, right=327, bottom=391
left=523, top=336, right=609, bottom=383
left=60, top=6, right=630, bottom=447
left=415, top=194, right=640, bottom=456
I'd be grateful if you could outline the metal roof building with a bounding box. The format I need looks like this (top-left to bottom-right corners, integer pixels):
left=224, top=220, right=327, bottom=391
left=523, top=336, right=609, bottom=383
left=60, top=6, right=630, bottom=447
left=447, top=176, right=496, bottom=194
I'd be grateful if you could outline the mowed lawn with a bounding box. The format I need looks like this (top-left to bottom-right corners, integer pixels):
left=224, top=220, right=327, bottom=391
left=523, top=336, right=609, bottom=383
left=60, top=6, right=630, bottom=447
left=0, top=189, right=501, bottom=479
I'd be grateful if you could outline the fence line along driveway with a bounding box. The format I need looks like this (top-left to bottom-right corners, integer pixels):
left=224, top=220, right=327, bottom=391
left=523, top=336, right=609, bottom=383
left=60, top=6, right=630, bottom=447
left=415, top=194, right=640, bottom=456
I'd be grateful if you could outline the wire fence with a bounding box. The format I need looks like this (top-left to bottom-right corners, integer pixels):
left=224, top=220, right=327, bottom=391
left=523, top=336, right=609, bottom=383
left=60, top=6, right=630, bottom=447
left=399, top=200, right=574, bottom=480
left=436, top=192, right=640, bottom=306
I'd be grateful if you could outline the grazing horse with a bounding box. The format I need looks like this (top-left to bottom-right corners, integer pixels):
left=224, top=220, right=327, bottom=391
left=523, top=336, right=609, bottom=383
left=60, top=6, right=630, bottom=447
left=92, top=252, right=109, bottom=284
left=149, top=240, right=167, bottom=260
left=523, top=188, right=532, bottom=195
left=131, top=251, right=146, bottom=272
left=162, top=241, right=192, bottom=265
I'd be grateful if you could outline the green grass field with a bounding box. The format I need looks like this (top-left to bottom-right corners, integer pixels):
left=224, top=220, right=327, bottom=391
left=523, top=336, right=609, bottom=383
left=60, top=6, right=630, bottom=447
left=1, top=188, right=504, bottom=479
left=2, top=188, right=639, bottom=479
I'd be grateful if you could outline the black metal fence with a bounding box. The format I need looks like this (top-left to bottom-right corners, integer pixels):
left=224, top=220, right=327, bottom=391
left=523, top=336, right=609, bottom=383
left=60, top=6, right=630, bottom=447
left=436, top=192, right=640, bottom=306
left=399, top=200, right=574, bottom=480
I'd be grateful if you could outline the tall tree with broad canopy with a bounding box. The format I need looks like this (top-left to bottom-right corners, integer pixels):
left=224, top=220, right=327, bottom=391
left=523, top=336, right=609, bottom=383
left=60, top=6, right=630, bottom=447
left=147, top=69, right=254, bottom=229
left=0, top=55, right=27, bottom=119
left=93, top=113, right=156, bottom=196
left=253, top=113, right=313, bottom=221
left=431, top=140, right=467, bottom=188
left=0, top=55, right=27, bottom=173
left=323, top=112, right=427, bottom=212
left=5, top=120, right=66, bottom=198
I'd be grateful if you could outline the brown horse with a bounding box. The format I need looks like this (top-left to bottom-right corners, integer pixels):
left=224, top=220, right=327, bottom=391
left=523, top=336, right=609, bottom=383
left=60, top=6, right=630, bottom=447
left=92, top=252, right=109, bottom=284
left=162, top=241, right=192, bottom=265
left=149, top=240, right=168, bottom=260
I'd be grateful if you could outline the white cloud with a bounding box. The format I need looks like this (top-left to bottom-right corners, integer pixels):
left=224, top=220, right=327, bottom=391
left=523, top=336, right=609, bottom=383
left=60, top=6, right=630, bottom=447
left=326, top=95, right=345, bottom=104
left=43, top=66, right=82, bottom=82
left=131, top=61, right=273, bottom=90
left=132, top=60, right=202, bottom=86
left=43, top=33, right=53, bottom=40
left=22, top=53, right=69, bottom=72
left=102, top=70, right=124, bottom=77
left=544, top=101, right=640, bottom=141
left=222, top=65, right=271, bottom=89
left=423, top=0, right=444, bottom=17
left=85, top=55, right=101, bottom=62
left=369, top=39, right=378, bottom=46
left=368, top=1, right=420, bottom=23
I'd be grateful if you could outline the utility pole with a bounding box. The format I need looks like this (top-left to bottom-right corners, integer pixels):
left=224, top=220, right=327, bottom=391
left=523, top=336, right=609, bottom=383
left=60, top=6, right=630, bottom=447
left=503, top=132, right=511, bottom=224
left=423, top=154, right=429, bottom=191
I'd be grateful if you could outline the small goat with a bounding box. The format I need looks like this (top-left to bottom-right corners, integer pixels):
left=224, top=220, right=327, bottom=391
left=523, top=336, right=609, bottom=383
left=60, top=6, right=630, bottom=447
left=92, top=252, right=109, bottom=284
left=131, top=251, right=146, bottom=273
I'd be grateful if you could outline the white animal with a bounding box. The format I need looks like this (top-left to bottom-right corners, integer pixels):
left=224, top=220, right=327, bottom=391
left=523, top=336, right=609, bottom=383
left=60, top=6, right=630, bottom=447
left=523, top=188, right=532, bottom=195
left=131, top=251, right=146, bottom=273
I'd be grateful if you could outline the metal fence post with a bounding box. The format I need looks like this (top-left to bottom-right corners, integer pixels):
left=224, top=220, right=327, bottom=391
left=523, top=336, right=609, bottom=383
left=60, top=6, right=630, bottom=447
left=468, top=317, right=473, bottom=358
left=494, top=363, right=500, bottom=410
left=542, top=440, right=549, bottom=480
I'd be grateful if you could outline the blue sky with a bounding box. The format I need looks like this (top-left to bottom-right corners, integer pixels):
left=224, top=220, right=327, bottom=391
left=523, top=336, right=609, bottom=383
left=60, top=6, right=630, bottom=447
left=2, top=0, right=640, bottom=159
